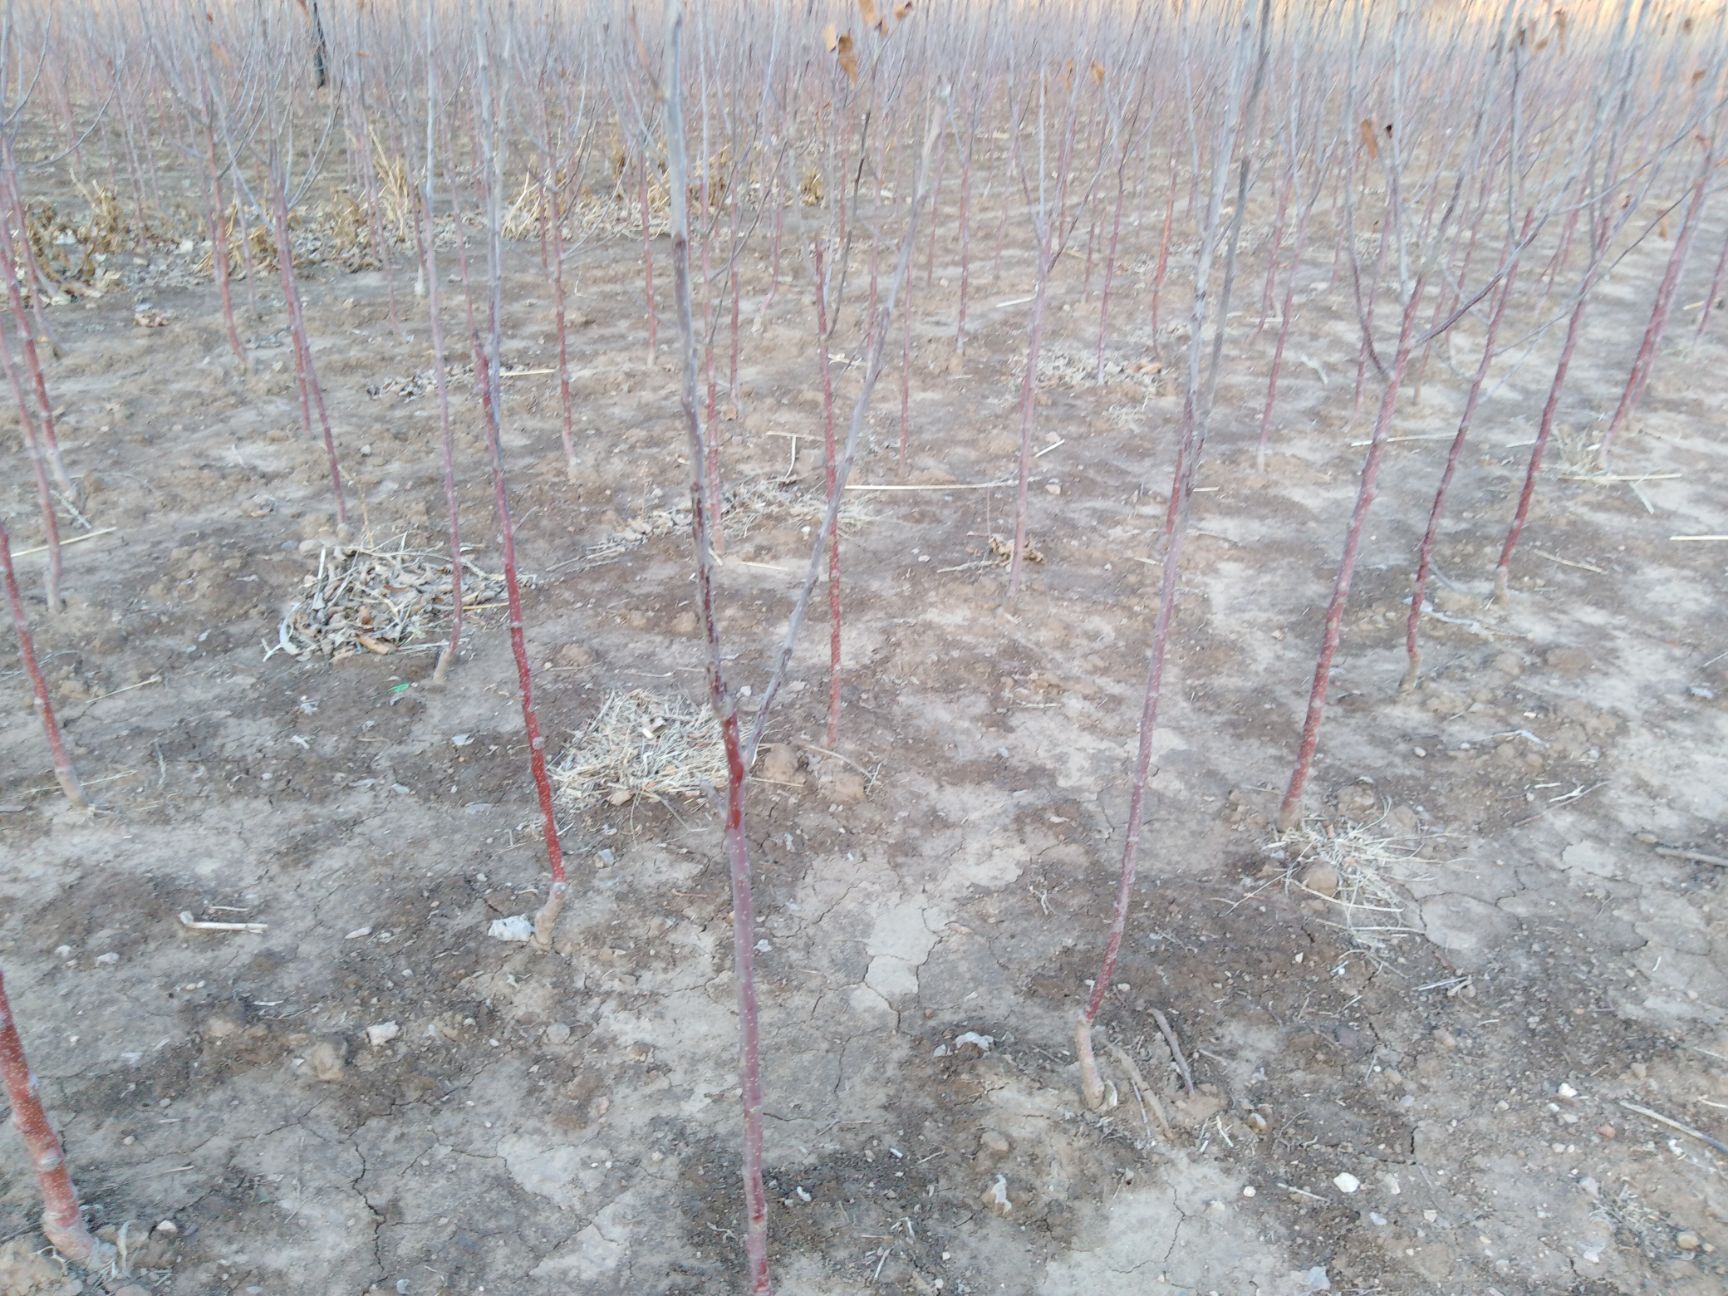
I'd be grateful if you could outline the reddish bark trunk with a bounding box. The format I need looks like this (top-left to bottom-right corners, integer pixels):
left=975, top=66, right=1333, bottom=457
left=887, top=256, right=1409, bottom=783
left=1598, top=144, right=1713, bottom=465
left=1278, top=284, right=1426, bottom=832
left=271, top=179, right=347, bottom=529
left=1403, top=219, right=1529, bottom=689
left=472, top=340, right=568, bottom=940
left=0, top=517, right=85, bottom=807
left=0, top=966, right=107, bottom=1262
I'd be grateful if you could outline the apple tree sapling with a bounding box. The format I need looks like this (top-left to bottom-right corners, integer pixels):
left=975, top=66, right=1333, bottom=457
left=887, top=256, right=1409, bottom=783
left=663, top=6, right=769, bottom=1286
left=1074, top=0, right=1272, bottom=1109
left=473, top=9, right=568, bottom=948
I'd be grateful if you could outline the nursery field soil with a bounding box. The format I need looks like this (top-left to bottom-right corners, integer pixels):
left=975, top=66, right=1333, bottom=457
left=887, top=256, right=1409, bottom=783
left=3, top=207, right=1727, bottom=1295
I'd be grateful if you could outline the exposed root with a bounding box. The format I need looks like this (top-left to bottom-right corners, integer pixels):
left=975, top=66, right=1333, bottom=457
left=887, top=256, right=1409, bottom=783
left=1106, top=1040, right=1174, bottom=1142
left=532, top=880, right=569, bottom=950
left=1075, top=1017, right=1106, bottom=1111
left=1398, top=652, right=1421, bottom=693
left=430, top=641, right=455, bottom=688
left=42, top=1216, right=115, bottom=1273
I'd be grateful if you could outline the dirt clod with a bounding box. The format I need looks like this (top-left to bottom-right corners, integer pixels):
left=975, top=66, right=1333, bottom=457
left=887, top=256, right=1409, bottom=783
left=309, top=1039, right=347, bottom=1081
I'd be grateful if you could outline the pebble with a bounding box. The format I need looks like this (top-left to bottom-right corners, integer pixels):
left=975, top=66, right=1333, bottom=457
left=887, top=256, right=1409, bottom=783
left=545, top=1023, right=572, bottom=1045
left=978, top=1129, right=1012, bottom=1157
left=488, top=914, right=535, bottom=943
left=1676, top=1231, right=1701, bottom=1252
left=953, top=1031, right=995, bottom=1057
left=1333, top=1172, right=1361, bottom=1194
left=95, top=951, right=120, bottom=966
left=1299, top=863, right=1340, bottom=899
left=365, top=1022, right=401, bottom=1048
left=982, top=1175, right=1013, bottom=1216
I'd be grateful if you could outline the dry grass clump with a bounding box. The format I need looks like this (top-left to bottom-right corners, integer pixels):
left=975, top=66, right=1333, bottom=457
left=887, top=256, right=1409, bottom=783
left=554, top=689, right=725, bottom=810
left=274, top=537, right=505, bottom=660
left=1256, top=811, right=1432, bottom=949
left=571, top=190, right=671, bottom=238
left=21, top=185, right=159, bottom=293
left=1553, top=424, right=1605, bottom=476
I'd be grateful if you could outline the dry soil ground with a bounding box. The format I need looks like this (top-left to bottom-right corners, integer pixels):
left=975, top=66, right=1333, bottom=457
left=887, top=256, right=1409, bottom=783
left=2, top=198, right=1726, bottom=1296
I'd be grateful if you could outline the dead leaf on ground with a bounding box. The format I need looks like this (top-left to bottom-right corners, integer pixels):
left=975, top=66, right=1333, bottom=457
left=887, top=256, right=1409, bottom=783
left=989, top=535, right=1043, bottom=565
left=1359, top=118, right=1379, bottom=161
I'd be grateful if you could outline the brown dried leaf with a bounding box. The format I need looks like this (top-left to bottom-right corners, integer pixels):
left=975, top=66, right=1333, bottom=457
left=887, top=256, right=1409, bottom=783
left=893, top=0, right=914, bottom=17
left=837, top=32, right=859, bottom=83
left=859, top=0, right=887, bottom=33
left=1359, top=117, right=1379, bottom=162
left=823, top=21, right=839, bottom=52
left=988, top=535, right=1042, bottom=565
left=1091, top=60, right=1106, bottom=85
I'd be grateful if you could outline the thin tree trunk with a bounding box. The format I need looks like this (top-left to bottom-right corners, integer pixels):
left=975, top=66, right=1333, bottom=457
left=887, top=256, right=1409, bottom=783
left=1006, top=252, right=1051, bottom=599
left=422, top=44, right=463, bottom=687
left=1597, top=142, right=1713, bottom=466
left=1403, top=218, right=1528, bottom=690
left=270, top=177, right=348, bottom=530
left=0, top=234, right=72, bottom=495
left=812, top=244, right=842, bottom=747
left=663, top=9, right=770, bottom=1288
left=473, top=13, right=568, bottom=948
left=0, top=517, right=85, bottom=808
left=545, top=176, right=579, bottom=478
left=0, top=330, right=62, bottom=612
left=0, top=966, right=109, bottom=1263
left=1277, top=284, right=1426, bottom=833
left=1493, top=285, right=1589, bottom=602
